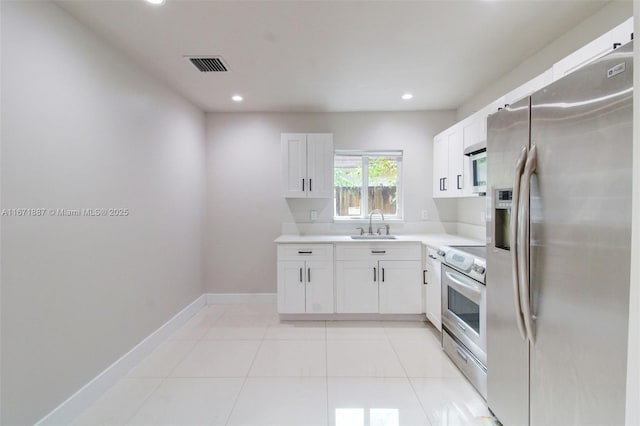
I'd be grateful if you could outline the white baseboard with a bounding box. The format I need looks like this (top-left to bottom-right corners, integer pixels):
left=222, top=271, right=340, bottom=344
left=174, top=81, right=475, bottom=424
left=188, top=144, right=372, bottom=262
left=35, top=294, right=206, bottom=426
left=205, top=293, right=277, bottom=304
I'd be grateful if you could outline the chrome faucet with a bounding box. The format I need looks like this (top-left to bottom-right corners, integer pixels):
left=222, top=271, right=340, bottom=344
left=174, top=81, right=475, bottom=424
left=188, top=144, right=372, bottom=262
left=368, top=209, right=385, bottom=235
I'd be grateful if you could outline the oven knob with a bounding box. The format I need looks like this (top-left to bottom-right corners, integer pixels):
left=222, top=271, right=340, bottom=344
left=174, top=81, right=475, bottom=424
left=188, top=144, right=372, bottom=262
left=472, top=265, right=486, bottom=274
left=437, top=249, right=446, bottom=257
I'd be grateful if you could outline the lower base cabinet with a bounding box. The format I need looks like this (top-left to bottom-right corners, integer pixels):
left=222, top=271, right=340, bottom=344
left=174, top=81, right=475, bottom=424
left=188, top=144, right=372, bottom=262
left=277, top=242, right=424, bottom=315
left=425, top=247, right=443, bottom=330
left=335, top=243, right=423, bottom=314
left=335, top=260, right=379, bottom=313
left=378, top=260, right=423, bottom=314
left=277, top=245, right=334, bottom=314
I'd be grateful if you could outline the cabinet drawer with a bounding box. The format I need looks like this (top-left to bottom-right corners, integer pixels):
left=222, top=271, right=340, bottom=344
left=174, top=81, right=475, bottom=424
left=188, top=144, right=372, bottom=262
left=277, top=244, right=334, bottom=261
left=336, top=243, right=421, bottom=261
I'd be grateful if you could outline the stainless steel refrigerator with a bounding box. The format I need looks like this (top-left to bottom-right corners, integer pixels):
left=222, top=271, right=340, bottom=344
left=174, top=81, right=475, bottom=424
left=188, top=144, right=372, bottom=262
left=486, top=41, right=633, bottom=425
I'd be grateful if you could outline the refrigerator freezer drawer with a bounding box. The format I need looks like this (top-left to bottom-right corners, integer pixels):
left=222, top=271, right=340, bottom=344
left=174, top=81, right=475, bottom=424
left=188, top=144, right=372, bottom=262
left=443, top=328, right=487, bottom=399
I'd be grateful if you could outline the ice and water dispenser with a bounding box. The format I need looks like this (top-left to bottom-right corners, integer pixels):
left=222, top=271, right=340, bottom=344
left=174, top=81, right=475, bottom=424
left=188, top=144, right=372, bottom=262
left=494, top=189, right=513, bottom=251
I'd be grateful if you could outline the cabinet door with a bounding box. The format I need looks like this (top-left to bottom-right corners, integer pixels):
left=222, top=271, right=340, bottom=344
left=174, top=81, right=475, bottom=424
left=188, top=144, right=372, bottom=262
left=432, top=134, right=449, bottom=198
left=335, top=261, right=379, bottom=313
left=504, top=68, right=553, bottom=106
left=461, top=114, right=484, bottom=153
left=277, top=261, right=306, bottom=313
left=378, top=260, right=422, bottom=314
left=281, top=133, right=307, bottom=198
left=552, top=31, right=612, bottom=81
left=305, top=260, right=334, bottom=313
left=306, top=133, right=334, bottom=199
left=426, top=252, right=442, bottom=331
left=610, top=17, right=634, bottom=48
left=447, top=128, right=464, bottom=197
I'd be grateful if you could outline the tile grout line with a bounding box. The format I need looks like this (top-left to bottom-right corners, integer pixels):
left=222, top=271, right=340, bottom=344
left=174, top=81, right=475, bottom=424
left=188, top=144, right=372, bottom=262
left=122, top=304, right=217, bottom=424
left=325, top=320, right=330, bottom=426
left=222, top=317, right=268, bottom=426
left=386, top=327, right=435, bottom=426
left=120, top=377, right=166, bottom=425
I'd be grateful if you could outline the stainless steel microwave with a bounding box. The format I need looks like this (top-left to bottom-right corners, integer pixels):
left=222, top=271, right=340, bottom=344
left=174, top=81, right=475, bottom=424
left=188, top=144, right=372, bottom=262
left=464, top=144, right=487, bottom=194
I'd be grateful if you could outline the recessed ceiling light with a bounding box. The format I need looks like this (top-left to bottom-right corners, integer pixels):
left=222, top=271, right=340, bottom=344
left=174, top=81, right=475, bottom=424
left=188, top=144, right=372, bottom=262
left=145, top=0, right=165, bottom=4
left=401, top=93, right=414, bottom=100
left=232, top=95, right=244, bottom=102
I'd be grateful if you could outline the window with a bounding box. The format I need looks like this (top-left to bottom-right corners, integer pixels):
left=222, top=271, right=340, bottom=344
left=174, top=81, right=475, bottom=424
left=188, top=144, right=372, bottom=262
left=334, top=150, right=402, bottom=220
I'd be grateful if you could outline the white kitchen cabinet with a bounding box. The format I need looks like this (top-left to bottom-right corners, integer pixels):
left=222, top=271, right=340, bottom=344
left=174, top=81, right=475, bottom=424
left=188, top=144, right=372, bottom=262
left=609, top=17, right=634, bottom=49
left=432, top=133, right=449, bottom=197
left=281, top=133, right=333, bottom=198
left=425, top=247, right=442, bottom=331
left=433, top=126, right=463, bottom=198
left=378, top=260, right=423, bottom=314
left=335, top=260, right=379, bottom=313
left=335, top=243, right=422, bottom=314
left=552, top=18, right=633, bottom=82
left=504, top=69, right=553, bottom=106
left=277, top=244, right=334, bottom=314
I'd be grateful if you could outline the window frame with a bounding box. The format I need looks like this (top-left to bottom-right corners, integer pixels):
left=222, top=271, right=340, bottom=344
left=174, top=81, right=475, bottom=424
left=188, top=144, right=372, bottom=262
left=333, top=150, right=404, bottom=222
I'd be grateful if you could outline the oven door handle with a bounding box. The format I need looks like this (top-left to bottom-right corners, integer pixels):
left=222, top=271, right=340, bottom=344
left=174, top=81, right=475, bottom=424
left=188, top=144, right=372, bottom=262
left=511, top=145, right=528, bottom=341
left=518, top=144, right=537, bottom=344
left=444, top=270, right=482, bottom=299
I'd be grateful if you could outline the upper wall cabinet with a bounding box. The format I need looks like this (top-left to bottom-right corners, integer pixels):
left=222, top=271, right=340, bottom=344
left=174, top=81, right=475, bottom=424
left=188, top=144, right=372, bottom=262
left=504, top=69, right=553, bottom=107
left=281, top=133, right=334, bottom=198
left=433, top=126, right=467, bottom=198
left=431, top=18, right=633, bottom=200
left=552, top=17, right=633, bottom=82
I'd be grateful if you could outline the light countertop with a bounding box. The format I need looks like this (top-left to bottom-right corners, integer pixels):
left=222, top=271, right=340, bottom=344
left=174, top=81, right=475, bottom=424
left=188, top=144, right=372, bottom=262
left=274, top=233, right=484, bottom=248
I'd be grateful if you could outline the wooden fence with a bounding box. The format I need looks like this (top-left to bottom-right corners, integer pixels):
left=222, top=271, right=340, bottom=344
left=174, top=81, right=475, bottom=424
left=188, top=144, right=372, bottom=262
left=335, top=186, right=397, bottom=216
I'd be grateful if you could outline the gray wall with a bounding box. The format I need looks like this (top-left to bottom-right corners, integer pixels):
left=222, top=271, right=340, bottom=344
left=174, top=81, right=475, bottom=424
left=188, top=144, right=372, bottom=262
left=0, top=2, right=206, bottom=424
left=204, top=111, right=456, bottom=293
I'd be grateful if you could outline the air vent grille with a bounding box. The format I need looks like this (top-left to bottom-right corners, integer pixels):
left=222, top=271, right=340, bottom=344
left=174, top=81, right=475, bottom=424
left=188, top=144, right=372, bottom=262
left=187, top=57, right=229, bottom=72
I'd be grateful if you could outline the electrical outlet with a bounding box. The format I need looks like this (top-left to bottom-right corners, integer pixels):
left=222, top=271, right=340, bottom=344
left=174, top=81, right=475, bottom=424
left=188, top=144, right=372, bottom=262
left=310, top=210, right=318, bottom=221
left=421, top=210, right=429, bottom=220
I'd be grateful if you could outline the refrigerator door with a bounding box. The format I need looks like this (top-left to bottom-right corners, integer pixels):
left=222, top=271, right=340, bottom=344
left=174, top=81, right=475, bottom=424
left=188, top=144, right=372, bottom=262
left=486, top=97, right=531, bottom=426
left=528, top=42, right=633, bottom=425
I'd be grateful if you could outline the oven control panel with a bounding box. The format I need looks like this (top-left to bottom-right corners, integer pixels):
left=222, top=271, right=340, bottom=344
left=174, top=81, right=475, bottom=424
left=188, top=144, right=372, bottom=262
left=437, top=246, right=486, bottom=284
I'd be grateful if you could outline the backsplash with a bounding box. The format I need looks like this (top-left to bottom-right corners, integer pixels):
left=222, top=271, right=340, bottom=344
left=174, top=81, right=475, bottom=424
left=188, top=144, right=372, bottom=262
left=281, top=221, right=458, bottom=236
left=281, top=220, right=485, bottom=241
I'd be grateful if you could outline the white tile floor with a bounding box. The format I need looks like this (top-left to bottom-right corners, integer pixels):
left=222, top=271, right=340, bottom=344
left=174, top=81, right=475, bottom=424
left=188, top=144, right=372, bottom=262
left=73, top=303, right=495, bottom=426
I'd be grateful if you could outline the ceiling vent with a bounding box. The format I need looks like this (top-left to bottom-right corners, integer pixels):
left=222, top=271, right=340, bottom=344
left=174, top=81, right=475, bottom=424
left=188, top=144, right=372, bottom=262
left=186, top=56, right=229, bottom=72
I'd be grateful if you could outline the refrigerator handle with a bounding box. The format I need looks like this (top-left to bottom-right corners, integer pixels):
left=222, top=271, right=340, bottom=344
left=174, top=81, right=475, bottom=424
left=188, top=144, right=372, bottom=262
left=511, top=146, right=528, bottom=340
left=518, top=144, right=537, bottom=343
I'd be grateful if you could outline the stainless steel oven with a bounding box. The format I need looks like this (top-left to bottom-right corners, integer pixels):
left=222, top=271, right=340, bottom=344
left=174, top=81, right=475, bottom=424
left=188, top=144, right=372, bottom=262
left=442, top=264, right=486, bottom=365
left=437, top=245, right=487, bottom=398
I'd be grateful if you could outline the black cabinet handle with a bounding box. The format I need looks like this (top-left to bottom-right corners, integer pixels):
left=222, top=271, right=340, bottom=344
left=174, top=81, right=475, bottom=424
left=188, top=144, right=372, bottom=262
left=309, top=178, right=312, bottom=191
left=373, top=267, right=377, bottom=282
left=298, top=251, right=312, bottom=254
left=382, top=268, right=385, bottom=282
left=299, top=267, right=303, bottom=283
left=439, top=177, right=444, bottom=191
left=613, top=42, right=622, bottom=49
left=371, top=250, right=386, bottom=254
left=457, top=174, right=462, bottom=190
left=443, top=177, right=447, bottom=191
left=307, top=268, right=311, bottom=283
left=423, top=270, right=428, bottom=284
left=302, top=178, right=305, bottom=191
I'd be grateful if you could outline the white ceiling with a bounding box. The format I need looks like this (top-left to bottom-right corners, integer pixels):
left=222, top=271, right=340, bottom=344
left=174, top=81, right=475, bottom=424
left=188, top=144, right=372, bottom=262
left=58, top=0, right=610, bottom=113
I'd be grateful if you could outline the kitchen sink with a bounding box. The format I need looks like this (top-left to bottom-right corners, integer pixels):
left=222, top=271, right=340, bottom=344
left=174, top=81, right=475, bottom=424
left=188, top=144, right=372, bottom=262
left=350, top=235, right=397, bottom=240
